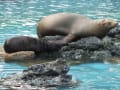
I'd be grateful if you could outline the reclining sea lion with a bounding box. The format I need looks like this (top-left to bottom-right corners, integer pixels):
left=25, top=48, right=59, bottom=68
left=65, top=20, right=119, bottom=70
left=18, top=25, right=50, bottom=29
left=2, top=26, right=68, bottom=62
left=4, top=36, right=62, bottom=55
left=37, top=13, right=118, bottom=44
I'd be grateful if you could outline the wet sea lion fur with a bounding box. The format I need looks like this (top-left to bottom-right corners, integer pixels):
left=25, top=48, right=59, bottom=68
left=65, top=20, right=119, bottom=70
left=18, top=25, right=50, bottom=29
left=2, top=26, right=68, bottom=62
left=4, top=36, right=62, bottom=54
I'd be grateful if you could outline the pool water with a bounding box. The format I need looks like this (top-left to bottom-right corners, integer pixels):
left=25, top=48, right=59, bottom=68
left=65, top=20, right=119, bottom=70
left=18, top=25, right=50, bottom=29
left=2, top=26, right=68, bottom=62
left=0, top=0, right=120, bottom=90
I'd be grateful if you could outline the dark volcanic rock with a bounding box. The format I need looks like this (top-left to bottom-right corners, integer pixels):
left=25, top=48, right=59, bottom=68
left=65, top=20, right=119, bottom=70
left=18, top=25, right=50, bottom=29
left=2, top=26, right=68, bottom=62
left=68, top=37, right=103, bottom=51
left=61, top=49, right=84, bottom=60
left=107, top=43, right=120, bottom=56
left=36, top=37, right=104, bottom=60
left=22, top=59, right=69, bottom=80
left=1, top=60, right=75, bottom=90
left=90, top=50, right=112, bottom=61
left=58, top=37, right=104, bottom=61
left=25, top=74, right=72, bottom=87
left=36, top=36, right=120, bottom=61
left=108, top=25, right=120, bottom=38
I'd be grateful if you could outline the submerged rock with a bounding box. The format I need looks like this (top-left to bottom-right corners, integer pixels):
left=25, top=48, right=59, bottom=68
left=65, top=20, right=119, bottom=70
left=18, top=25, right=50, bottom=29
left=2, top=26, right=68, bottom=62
left=1, top=60, right=75, bottom=90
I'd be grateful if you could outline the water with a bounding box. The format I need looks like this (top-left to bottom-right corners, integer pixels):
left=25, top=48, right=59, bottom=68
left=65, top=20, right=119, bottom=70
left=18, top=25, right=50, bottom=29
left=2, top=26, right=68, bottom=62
left=0, top=0, right=120, bottom=90
left=0, top=62, right=27, bottom=79
left=67, top=63, right=120, bottom=90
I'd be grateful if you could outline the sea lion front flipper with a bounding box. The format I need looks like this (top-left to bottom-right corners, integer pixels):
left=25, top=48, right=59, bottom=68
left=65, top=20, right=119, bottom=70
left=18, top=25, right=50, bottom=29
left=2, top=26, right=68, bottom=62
left=62, top=33, right=76, bottom=43
left=49, top=33, right=76, bottom=46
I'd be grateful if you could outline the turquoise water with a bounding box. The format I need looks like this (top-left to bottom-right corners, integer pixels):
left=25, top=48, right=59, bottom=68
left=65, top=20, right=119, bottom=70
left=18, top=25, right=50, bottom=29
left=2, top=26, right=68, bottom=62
left=67, top=63, right=120, bottom=90
left=0, top=62, right=27, bottom=79
left=0, top=0, right=120, bottom=90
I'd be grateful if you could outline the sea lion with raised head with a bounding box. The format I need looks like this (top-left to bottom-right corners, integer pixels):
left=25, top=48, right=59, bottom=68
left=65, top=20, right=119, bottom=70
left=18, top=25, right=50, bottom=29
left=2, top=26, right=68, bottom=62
left=4, top=36, right=62, bottom=55
left=37, top=13, right=118, bottom=44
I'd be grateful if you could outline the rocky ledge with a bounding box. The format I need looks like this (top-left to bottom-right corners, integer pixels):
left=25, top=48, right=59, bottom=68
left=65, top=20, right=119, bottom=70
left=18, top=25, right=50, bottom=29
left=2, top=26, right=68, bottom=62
left=1, top=60, right=76, bottom=90
left=37, top=25, right=120, bottom=63
left=1, top=25, right=120, bottom=63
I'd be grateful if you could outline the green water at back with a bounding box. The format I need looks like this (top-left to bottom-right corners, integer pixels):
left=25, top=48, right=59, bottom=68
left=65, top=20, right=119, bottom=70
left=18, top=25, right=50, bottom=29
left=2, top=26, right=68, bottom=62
left=0, top=0, right=120, bottom=90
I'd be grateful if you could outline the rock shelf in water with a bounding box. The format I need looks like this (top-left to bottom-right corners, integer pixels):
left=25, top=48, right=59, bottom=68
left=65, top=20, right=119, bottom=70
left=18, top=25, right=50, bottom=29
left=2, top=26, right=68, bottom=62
left=1, top=60, right=75, bottom=90
left=0, top=25, right=120, bottom=63
left=37, top=25, right=120, bottom=63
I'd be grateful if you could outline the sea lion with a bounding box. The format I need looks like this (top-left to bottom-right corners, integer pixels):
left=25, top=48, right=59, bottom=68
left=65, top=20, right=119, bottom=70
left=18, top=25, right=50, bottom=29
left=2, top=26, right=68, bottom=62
left=37, top=13, right=118, bottom=44
left=4, top=36, right=62, bottom=55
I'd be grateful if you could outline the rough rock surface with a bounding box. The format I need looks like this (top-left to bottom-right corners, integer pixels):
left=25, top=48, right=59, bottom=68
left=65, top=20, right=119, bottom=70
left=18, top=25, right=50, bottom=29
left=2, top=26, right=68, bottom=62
left=108, top=25, right=120, bottom=38
left=68, top=37, right=103, bottom=51
left=1, top=60, right=75, bottom=90
left=107, top=43, right=120, bottom=56
left=37, top=36, right=118, bottom=62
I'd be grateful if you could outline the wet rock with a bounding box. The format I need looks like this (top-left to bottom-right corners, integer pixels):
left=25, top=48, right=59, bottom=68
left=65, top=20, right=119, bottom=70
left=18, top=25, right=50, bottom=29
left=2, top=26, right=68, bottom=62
left=107, top=43, right=120, bottom=56
left=60, top=36, right=120, bottom=60
left=1, top=60, right=75, bottom=90
left=105, top=57, right=120, bottom=64
left=34, top=36, right=116, bottom=61
left=61, top=49, right=84, bottom=60
left=56, top=37, right=104, bottom=61
left=68, top=37, right=103, bottom=51
left=90, top=50, right=112, bottom=62
left=108, top=25, right=120, bottom=38
left=25, top=74, right=72, bottom=87
left=22, top=59, right=69, bottom=80
left=102, top=36, right=112, bottom=47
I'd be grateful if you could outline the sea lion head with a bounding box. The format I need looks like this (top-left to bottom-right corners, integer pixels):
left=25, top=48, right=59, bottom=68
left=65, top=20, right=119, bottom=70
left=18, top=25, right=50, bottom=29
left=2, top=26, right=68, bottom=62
left=98, top=19, right=118, bottom=30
